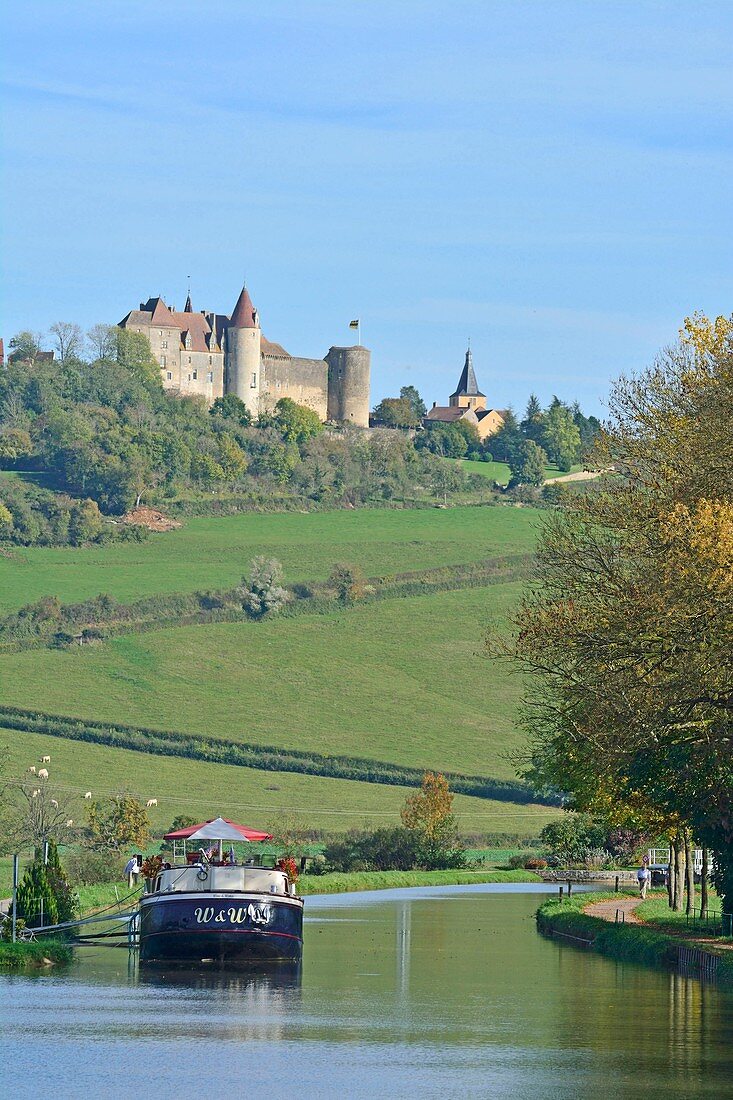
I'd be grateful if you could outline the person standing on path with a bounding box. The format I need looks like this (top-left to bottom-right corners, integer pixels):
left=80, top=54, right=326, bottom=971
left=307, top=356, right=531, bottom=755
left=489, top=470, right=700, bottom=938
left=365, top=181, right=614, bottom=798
left=637, top=863, right=651, bottom=899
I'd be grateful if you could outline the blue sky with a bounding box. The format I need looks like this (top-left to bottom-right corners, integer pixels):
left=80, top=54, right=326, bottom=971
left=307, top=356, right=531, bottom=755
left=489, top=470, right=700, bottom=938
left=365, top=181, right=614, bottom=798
left=2, top=1, right=731, bottom=416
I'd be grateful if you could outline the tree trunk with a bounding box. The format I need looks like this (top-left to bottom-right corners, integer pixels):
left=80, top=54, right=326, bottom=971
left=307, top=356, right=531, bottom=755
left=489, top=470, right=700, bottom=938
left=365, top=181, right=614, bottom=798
left=672, top=833, right=685, bottom=912
left=667, top=840, right=674, bottom=908
left=684, top=830, right=695, bottom=916
left=701, top=847, right=709, bottom=915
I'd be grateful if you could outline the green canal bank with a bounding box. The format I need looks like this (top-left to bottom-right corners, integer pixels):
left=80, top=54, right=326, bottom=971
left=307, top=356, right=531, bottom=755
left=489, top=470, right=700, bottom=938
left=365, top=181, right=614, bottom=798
left=537, top=890, right=733, bottom=982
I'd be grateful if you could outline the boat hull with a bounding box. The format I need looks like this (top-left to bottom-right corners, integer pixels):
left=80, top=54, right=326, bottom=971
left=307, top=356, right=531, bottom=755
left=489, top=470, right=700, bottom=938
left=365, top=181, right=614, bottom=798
left=139, top=892, right=303, bottom=965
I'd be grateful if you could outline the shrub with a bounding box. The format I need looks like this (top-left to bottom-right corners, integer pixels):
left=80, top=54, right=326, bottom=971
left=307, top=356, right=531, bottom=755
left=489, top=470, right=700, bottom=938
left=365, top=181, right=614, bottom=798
left=64, top=848, right=113, bottom=886
left=506, top=852, right=537, bottom=869
left=524, top=858, right=548, bottom=870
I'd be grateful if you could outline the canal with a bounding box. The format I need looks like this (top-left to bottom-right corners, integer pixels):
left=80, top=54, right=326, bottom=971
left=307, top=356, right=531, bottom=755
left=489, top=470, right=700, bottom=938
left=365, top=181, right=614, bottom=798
left=1, top=883, right=732, bottom=1097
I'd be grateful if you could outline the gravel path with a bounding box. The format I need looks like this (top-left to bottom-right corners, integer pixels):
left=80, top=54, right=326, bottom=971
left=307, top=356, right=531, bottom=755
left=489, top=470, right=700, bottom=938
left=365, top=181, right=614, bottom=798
left=584, top=896, right=643, bottom=923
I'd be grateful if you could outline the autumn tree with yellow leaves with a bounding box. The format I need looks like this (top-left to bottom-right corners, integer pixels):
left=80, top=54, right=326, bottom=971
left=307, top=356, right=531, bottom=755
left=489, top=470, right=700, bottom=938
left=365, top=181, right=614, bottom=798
left=496, top=314, right=733, bottom=909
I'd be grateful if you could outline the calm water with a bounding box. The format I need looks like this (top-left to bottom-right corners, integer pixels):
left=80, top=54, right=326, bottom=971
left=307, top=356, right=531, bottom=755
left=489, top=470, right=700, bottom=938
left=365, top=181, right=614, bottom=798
left=2, top=883, right=732, bottom=1098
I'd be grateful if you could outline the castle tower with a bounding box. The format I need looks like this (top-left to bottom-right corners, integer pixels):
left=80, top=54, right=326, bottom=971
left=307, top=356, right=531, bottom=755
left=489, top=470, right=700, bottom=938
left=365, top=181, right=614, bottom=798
left=449, top=347, right=486, bottom=411
left=326, top=345, right=371, bottom=427
left=225, top=285, right=261, bottom=414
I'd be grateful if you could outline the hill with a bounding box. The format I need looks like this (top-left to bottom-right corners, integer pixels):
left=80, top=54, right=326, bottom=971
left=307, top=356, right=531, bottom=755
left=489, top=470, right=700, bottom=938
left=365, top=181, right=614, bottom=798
left=0, top=504, right=552, bottom=836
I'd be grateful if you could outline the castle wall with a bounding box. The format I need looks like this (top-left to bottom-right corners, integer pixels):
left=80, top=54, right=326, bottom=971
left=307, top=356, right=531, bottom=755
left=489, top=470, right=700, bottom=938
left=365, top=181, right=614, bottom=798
left=179, top=349, right=225, bottom=402
left=326, top=346, right=370, bottom=427
left=260, top=356, right=329, bottom=418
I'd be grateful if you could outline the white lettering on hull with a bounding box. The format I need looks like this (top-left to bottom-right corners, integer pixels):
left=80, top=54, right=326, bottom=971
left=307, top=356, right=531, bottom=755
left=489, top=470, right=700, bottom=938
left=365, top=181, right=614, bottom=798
left=193, top=903, right=272, bottom=926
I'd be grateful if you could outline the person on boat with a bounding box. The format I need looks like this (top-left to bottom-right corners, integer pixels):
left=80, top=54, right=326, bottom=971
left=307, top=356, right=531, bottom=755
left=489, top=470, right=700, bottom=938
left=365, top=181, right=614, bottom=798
left=228, top=846, right=236, bottom=865
left=124, top=854, right=140, bottom=888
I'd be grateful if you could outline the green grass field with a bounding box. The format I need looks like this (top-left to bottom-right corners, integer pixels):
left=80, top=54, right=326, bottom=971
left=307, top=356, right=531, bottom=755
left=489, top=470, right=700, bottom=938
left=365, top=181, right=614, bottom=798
left=0, top=504, right=547, bottom=839
left=0, top=504, right=539, bottom=614
left=0, top=729, right=557, bottom=847
left=458, top=459, right=581, bottom=484
left=0, top=582, right=525, bottom=777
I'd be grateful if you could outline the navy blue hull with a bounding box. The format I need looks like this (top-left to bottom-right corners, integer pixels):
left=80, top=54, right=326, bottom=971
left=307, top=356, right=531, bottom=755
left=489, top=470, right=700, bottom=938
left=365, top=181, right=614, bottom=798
left=139, top=893, right=303, bottom=965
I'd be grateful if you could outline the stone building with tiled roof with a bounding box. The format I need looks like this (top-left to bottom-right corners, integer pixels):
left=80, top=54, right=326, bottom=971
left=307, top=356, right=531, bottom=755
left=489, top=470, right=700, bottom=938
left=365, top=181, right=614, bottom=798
left=424, top=348, right=504, bottom=441
left=119, top=284, right=370, bottom=427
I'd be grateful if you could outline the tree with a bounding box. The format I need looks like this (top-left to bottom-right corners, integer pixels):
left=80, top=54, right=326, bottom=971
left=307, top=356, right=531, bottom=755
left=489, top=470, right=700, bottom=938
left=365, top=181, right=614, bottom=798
left=372, top=397, right=420, bottom=428
left=49, top=322, right=83, bottom=363
left=328, top=562, right=366, bottom=603
left=210, top=393, right=252, bottom=426
left=542, top=401, right=581, bottom=471
left=87, top=323, right=116, bottom=361
left=239, top=556, right=289, bottom=618
left=8, top=331, right=45, bottom=365
left=273, top=398, right=323, bottom=444
left=489, top=408, right=522, bottom=464
left=508, top=439, right=546, bottom=486
left=497, top=316, right=733, bottom=908
left=400, top=385, right=427, bottom=421
left=87, top=793, right=150, bottom=853
left=401, top=772, right=464, bottom=869
left=0, top=428, right=33, bottom=464
left=540, top=814, right=605, bottom=865
left=11, top=772, right=76, bottom=848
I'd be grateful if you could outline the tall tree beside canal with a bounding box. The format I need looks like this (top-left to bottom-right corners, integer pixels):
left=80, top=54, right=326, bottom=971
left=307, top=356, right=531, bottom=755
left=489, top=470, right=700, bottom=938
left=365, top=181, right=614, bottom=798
left=401, top=772, right=465, bottom=869
left=496, top=315, right=733, bottom=907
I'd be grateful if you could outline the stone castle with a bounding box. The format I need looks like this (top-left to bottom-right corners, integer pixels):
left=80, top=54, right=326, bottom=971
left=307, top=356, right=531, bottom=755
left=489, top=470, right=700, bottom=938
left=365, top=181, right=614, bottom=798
left=119, top=285, right=370, bottom=427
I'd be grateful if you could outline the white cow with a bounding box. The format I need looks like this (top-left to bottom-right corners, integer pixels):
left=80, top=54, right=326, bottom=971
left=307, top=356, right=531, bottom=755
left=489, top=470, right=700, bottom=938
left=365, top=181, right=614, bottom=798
left=28, top=766, right=36, bottom=774
left=51, top=799, right=59, bottom=809
left=41, top=755, right=51, bottom=763
left=32, top=789, right=39, bottom=798
left=146, top=799, right=158, bottom=808
left=66, top=819, right=74, bottom=827
left=38, top=768, right=49, bottom=780
left=84, top=792, right=92, bottom=799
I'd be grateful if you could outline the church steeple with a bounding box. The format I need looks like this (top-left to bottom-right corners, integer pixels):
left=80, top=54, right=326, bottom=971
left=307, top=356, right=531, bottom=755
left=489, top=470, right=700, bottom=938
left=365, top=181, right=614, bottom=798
left=450, top=346, right=485, bottom=400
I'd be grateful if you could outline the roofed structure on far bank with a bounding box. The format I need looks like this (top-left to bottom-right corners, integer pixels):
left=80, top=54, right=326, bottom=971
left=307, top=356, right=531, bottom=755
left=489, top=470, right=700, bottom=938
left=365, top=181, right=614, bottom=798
left=119, top=284, right=370, bottom=427
left=424, top=347, right=504, bottom=441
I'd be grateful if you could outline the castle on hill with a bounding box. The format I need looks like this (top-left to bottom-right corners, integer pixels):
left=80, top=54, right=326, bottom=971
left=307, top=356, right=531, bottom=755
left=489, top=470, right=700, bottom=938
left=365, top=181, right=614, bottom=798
left=119, top=285, right=370, bottom=427
left=424, top=347, right=504, bottom=441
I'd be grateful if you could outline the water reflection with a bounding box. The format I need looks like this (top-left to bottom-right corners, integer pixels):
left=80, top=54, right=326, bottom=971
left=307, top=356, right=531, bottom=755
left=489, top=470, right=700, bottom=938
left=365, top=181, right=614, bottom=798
left=2, top=885, right=733, bottom=1100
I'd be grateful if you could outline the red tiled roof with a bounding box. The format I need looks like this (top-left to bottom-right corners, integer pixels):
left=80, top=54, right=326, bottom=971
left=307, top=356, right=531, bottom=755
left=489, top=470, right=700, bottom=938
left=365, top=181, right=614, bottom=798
left=230, top=286, right=258, bottom=328
left=261, top=336, right=290, bottom=357
left=169, top=310, right=213, bottom=353
left=425, top=406, right=472, bottom=422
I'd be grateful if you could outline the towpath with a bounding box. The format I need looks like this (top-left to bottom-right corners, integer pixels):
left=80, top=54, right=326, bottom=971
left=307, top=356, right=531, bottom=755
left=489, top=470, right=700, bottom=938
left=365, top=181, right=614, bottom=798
left=584, top=896, right=643, bottom=923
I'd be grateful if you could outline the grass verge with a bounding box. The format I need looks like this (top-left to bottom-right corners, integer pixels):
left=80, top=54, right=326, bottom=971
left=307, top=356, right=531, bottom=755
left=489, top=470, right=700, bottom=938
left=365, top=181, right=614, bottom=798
left=0, top=938, right=73, bottom=970
left=537, top=891, right=733, bottom=981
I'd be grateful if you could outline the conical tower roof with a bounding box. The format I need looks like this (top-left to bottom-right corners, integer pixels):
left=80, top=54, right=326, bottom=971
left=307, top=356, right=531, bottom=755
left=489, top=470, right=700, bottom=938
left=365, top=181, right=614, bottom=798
left=230, top=285, right=258, bottom=328
left=450, top=347, right=485, bottom=398
left=184, top=293, right=193, bottom=313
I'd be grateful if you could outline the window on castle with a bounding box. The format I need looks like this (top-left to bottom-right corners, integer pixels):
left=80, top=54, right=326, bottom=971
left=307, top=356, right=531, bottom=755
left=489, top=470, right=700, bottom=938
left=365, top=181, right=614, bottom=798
left=207, top=371, right=213, bottom=382
left=188, top=356, right=192, bottom=364
left=161, top=340, right=168, bottom=349
left=192, top=370, right=198, bottom=380
left=251, top=373, right=257, bottom=388
left=161, top=355, right=166, bottom=367
left=209, top=355, right=212, bottom=365
left=166, top=371, right=172, bottom=381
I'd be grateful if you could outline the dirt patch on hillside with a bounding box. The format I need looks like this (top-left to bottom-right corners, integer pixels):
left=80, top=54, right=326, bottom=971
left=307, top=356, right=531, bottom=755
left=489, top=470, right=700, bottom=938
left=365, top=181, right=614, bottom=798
left=121, top=507, right=182, bottom=532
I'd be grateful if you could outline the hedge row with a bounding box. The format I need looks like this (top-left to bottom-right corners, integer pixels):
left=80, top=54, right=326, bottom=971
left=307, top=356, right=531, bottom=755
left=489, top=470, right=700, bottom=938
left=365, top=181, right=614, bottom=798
left=0, top=704, right=558, bottom=806
left=0, top=554, right=532, bottom=652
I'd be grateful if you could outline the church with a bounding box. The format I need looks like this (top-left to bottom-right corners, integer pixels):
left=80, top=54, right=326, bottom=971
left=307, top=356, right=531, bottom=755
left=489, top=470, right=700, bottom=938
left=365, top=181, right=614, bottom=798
left=119, top=285, right=370, bottom=427
left=424, top=348, right=505, bottom=441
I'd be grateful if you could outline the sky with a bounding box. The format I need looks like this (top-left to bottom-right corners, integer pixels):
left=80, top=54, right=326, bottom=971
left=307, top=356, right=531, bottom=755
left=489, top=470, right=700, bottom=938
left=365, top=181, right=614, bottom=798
left=2, top=1, right=732, bottom=417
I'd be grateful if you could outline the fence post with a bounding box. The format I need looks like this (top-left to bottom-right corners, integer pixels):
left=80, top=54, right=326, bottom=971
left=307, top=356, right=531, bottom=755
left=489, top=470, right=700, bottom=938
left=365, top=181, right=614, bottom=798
left=567, top=881, right=573, bottom=898
left=558, top=886, right=564, bottom=903
left=615, top=875, right=619, bottom=893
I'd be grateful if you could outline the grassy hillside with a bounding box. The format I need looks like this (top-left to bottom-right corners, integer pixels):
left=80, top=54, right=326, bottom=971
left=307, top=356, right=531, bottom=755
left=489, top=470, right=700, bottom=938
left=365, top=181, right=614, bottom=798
left=0, top=504, right=539, bottom=614
left=457, top=459, right=581, bottom=484
left=0, top=582, right=524, bottom=777
left=2, top=729, right=557, bottom=837
left=0, top=504, right=545, bottom=835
